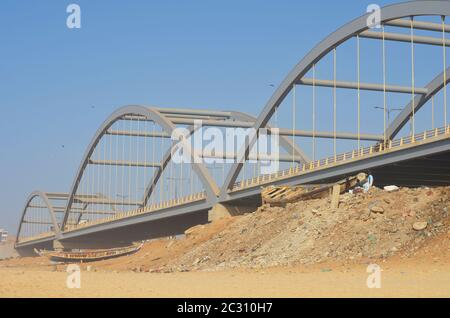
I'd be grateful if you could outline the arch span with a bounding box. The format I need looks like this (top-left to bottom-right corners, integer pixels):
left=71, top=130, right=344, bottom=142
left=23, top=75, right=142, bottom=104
left=16, top=191, right=60, bottom=245
left=221, top=0, right=450, bottom=198
left=61, top=105, right=220, bottom=229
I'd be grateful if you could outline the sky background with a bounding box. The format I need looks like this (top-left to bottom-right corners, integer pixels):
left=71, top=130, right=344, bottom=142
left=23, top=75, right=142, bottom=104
left=0, top=0, right=443, bottom=233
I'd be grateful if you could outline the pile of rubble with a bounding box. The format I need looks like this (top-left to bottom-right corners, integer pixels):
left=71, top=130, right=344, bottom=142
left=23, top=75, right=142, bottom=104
left=161, top=186, right=449, bottom=271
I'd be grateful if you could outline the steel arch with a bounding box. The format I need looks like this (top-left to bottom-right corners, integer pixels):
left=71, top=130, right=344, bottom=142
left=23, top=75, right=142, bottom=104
left=16, top=191, right=61, bottom=244
left=61, top=105, right=220, bottom=229
left=142, top=110, right=310, bottom=207
left=387, top=67, right=450, bottom=140
left=221, top=0, right=450, bottom=197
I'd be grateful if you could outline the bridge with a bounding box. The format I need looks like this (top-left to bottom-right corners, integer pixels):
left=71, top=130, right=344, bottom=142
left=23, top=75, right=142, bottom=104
left=15, top=1, right=450, bottom=255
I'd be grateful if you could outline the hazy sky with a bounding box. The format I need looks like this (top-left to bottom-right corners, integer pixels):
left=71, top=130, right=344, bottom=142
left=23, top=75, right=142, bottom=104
left=0, top=0, right=444, bottom=233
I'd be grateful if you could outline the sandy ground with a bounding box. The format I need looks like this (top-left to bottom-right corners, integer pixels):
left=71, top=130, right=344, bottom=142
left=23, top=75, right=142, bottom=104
left=2, top=186, right=448, bottom=298
left=0, top=257, right=449, bottom=298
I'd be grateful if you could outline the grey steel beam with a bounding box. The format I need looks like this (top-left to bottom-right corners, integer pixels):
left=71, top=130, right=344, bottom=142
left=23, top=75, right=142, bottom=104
left=385, top=18, right=450, bottom=33
left=277, top=129, right=383, bottom=141
left=155, top=108, right=232, bottom=118
left=297, top=78, right=428, bottom=95
left=221, top=1, right=450, bottom=196
left=106, top=130, right=171, bottom=138
left=88, top=159, right=161, bottom=168
left=170, top=117, right=382, bottom=141
left=360, top=30, right=450, bottom=47
left=170, top=117, right=253, bottom=128
left=386, top=67, right=450, bottom=140
left=197, top=151, right=304, bottom=163
left=22, top=221, right=54, bottom=225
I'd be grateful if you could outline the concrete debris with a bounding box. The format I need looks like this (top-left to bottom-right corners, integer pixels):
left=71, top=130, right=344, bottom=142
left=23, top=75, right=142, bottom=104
left=370, top=206, right=385, bottom=214
left=413, top=221, right=428, bottom=231
left=384, top=185, right=400, bottom=192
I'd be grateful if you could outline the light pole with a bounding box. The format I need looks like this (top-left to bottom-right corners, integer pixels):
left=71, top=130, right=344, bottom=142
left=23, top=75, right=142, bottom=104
left=373, top=106, right=403, bottom=124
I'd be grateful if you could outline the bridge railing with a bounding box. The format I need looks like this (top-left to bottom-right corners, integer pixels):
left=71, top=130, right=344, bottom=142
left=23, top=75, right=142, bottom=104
left=64, top=191, right=207, bottom=232
left=231, top=125, right=450, bottom=192
left=16, top=231, right=55, bottom=244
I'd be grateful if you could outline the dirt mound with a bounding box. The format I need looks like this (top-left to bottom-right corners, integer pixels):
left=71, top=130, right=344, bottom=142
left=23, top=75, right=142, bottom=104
left=2, top=186, right=449, bottom=273
left=86, top=186, right=449, bottom=273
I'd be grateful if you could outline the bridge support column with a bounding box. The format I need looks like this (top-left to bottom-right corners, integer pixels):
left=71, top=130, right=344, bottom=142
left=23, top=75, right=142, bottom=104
left=208, top=203, right=257, bottom=222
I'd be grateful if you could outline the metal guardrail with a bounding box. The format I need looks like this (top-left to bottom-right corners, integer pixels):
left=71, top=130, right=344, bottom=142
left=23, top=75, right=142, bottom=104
left=17, top=231, right=55, bottom=244
left=64, top=191, right=207, bottom=232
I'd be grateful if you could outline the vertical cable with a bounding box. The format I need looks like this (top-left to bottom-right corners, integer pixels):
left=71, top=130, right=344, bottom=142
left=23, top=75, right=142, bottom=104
left=160, top=136, right=164, bottom=203
left=432, top=95, right=435, bottom=129
left=382, top=24, right=387, bottom=144
left=292, top=84, right=296, bottom=167
left=143, top=119, right=148, bottom=207
left=121, top=119, right=125, bottom=209
left=115, top=121, right=119, bottom=214
left=410, top=17, right=415, bottom=137
left=312, top=64, right=316, bottom=162
left=443, top=16, right=448, bottom=127
left=333, top=48, right=337, bottom=159
left=103, top=131, right=107, bottom=213
left=357, top=35, right=361, bottom=151
left=136, top=118, right=140, bottom=206
left=128, top=119, right=132, bottom=207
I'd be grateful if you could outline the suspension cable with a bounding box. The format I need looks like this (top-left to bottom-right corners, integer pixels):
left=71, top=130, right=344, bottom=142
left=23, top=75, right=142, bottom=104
left=128, top=119, right=132, bottom=206
left=115, top=120, right=119, bottom=213
left=411, top=17, right=416, bottom=137
left=357, top=34, right=361, bottom=152
left=443, top=16, right=448, bottom=127
left=382, top=24, right=387, bottom=144
left=432, top=95, right=435, bottom=129
left=136, top=117, right=140, bottom=205
left=121, top=119, right=126, bottom=209
left=292, top=84, right=296, bottom=167
left=143, top=119, right=148, bottom=207
left=333, top=48, right=337, bottom=159
left=312, top=63, right=316, bottom=162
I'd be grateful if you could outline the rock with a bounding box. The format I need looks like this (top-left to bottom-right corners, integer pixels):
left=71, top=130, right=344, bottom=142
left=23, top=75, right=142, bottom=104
left=384, top=185, right=399, bottom=192
left=184, top=224, right=205, bottom=237
left=370, top=206, right=385, bottom=214
left=413, top=221, right=428, bottom=231
left=166, top=240, right=175, bottom=249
